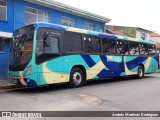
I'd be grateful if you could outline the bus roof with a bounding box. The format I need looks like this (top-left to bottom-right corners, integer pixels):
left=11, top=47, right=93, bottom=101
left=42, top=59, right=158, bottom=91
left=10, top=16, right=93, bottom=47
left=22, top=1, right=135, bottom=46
left=34, top=23, right=156, bottom=45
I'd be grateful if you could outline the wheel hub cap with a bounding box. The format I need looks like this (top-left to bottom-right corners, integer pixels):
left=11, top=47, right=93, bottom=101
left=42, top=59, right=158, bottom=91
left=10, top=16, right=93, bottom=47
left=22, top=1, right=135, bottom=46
left=139, top=69, right=143, bottom=77
left=73, top=72, right=82, bottom=85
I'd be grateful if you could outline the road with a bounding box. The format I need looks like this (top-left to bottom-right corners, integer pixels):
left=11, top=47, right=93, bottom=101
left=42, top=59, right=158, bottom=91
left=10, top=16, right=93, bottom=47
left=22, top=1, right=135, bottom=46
left=0, top=73, right=160, bottom=120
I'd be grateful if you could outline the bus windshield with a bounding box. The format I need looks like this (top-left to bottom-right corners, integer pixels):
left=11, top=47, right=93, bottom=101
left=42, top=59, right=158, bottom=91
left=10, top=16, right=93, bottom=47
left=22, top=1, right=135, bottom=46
left=10, top=25, right=34, bottom=70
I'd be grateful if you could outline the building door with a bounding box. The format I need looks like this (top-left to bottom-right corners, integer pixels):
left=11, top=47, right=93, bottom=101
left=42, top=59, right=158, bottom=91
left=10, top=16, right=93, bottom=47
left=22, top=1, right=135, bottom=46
left=0, top=38, right=11, bottom=80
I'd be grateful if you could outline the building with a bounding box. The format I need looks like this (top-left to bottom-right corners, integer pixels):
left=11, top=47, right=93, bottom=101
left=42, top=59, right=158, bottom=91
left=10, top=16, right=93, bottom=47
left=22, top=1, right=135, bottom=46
left=0, top=0, right=111, bottom=80
left=107, top=25, right=152, bottom=41
left=150, top=32, right=160, bottom=43
left=106, top=29, right=128, bottom=37
left=150, top=32, right=160, bottom=69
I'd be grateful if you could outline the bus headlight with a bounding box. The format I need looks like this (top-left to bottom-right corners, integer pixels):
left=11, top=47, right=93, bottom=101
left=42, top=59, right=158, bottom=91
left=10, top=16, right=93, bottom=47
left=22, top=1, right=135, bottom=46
left=24, top=66, right=32, bottom=76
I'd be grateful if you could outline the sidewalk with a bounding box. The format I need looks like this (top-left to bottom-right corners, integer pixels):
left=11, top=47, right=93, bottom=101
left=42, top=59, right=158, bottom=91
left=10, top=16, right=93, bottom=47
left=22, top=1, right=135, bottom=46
left=0, top=80, right=19, bottom=90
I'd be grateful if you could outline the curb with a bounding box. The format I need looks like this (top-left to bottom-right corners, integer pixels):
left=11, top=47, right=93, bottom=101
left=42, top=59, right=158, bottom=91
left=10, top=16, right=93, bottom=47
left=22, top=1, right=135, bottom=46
left=0, top=85, right=20, bottom=90
left=0, top=81, right=21, bottom=90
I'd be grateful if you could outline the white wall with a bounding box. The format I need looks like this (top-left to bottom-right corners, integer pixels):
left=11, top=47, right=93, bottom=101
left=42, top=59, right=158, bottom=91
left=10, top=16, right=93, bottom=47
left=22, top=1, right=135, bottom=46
left=136, top=29, right=150, bottom=41
left=150, top=37, right=160, bottom=43
left=0, top=31, right=12, bottom=38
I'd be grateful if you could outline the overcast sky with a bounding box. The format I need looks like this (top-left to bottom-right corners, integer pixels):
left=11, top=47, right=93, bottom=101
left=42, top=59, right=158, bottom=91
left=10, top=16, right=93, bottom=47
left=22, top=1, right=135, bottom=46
left=54, top=0, right=160, bottom=33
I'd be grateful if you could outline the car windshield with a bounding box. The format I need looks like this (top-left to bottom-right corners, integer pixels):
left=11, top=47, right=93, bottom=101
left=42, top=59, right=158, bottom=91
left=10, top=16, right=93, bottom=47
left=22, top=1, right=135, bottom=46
left=10, top=25, right=34, bottom=66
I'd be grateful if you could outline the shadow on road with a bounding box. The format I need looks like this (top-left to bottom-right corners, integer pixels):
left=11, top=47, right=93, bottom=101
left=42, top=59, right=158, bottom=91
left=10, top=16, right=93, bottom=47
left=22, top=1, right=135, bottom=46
left=5, top=75, right=157, bottom=94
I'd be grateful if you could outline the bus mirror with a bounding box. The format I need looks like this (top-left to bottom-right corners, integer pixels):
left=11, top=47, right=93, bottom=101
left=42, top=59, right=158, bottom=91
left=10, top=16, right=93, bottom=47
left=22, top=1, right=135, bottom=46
left=44, top=38, right=50, bottom=47
left=44, top=32, right=50, bottom=47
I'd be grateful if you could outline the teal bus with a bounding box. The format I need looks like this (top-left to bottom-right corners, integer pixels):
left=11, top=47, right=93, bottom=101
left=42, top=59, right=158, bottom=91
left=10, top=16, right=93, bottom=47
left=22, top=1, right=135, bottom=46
left=9, top=23, right=158, bottom=87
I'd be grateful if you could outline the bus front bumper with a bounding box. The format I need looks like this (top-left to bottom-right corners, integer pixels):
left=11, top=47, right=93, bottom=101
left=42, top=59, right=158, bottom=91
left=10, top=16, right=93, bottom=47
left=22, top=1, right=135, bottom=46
left=9, top=76, right=37, bottom=87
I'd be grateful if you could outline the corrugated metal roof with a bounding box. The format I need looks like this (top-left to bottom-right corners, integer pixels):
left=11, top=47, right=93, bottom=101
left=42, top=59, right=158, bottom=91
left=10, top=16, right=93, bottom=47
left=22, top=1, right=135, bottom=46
left=156, top=43, right=160, bottom=48
left=24, top=0, right=111, bottom=23
left=107, top=25, right=152, bottom=33
left=150, top=33, right=160, bottom=37
left=107, top=29, right=128, bottom=37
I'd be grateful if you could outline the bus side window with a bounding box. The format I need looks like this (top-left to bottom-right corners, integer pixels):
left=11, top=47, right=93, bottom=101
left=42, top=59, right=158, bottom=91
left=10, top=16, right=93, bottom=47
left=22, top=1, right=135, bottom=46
left=45, top=36, right=59, bottom=54
left=36, top=28, right=62, bottom=64
left=102, top=38, right=116, bottom=54
left=84, top=36, right=93, bottom=53
left=37, top=35, right=44, bottom=56
left=148, top=44, right=156, bottom=56
left=92, top=37, right=101, bottom=53
left=129, top=41, right=139, bottom=55
left=64, top=32, right=82, bottom=53
left=84, top=36, right=101, bottom=53
left=117, top=40, right=129, bottom=55
left=139, top=43, right=149, bottom=55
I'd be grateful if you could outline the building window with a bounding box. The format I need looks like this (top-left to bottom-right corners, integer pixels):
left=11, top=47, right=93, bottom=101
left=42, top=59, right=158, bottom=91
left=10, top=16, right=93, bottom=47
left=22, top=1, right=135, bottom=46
left=0, top=0, right=7, bottom=20
left=141, top=32, right=147, bottom=40
left=83, top=22, right=95, bottom=31
left=0, top=39, right=4, bottom=53
left=100, top=25, right=104, bottom=32
left=61, top=16, right=76, bottom=27
left=25, top=7, right=50, bottom=25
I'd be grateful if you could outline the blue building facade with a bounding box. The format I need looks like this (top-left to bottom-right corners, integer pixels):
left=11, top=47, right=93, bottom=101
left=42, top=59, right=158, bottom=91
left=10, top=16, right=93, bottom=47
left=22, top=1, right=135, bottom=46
left=0, top=0, right=111, bottom=80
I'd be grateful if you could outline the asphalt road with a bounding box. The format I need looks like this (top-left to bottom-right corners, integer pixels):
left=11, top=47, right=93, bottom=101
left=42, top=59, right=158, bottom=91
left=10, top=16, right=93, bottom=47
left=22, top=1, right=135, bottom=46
left=0, top=73, right=160, bottom=120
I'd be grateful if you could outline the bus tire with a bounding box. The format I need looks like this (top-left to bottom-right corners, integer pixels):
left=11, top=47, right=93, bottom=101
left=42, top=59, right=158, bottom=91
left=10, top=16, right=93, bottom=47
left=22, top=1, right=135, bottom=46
left=69, top=68, right=84, bottom=88
left=136, top=65, right=144, bottom=79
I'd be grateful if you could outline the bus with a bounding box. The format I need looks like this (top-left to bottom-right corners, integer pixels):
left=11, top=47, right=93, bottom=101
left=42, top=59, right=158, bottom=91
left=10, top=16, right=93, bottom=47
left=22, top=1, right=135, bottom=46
left=9, top=23, right=158, bottom=87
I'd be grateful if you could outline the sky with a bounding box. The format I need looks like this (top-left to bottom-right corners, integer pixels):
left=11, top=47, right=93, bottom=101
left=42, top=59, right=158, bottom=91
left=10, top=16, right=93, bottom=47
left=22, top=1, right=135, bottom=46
left=54, top=0, right=160, bottom=33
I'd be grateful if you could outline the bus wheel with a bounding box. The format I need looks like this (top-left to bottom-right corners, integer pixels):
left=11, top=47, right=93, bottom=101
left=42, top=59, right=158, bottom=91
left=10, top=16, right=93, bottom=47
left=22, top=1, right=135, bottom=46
left=69, top=68, right=84, bottom=88
left=136, top=65, right=144, bottom=79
